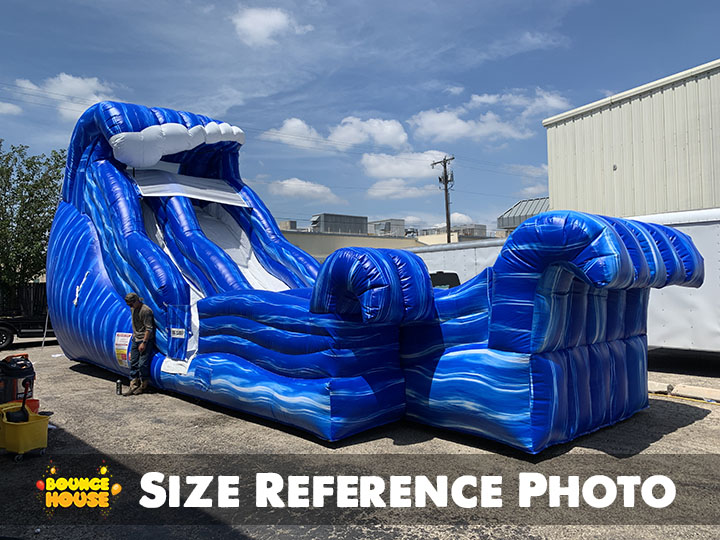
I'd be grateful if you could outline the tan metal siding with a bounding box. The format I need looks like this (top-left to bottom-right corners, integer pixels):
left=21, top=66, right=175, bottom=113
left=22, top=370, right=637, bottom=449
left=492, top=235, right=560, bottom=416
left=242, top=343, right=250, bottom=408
left=698, top=72, right=713, bottom=204
left=547, top=63, right=720, bottom=216
left=710, top=72, right=720, bottom=203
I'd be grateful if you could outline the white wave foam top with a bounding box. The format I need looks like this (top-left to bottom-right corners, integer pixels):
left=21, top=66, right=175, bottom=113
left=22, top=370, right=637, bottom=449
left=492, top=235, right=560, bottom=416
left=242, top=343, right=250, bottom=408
left=109, top=122, right=245, bottom=168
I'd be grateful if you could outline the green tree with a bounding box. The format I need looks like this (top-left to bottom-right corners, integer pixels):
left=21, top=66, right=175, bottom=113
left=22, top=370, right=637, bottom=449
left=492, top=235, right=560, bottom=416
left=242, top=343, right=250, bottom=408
left=0, top=140, right=66, bottom=287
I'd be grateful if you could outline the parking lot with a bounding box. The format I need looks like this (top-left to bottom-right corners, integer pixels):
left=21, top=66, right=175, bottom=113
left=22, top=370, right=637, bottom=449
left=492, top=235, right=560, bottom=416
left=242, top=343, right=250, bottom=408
left=2, top=338, right=719, bottom=539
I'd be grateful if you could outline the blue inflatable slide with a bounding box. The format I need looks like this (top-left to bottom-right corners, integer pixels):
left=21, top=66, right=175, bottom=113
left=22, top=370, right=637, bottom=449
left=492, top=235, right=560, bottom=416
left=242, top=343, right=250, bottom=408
left=47, top=102, right=704, bottom=453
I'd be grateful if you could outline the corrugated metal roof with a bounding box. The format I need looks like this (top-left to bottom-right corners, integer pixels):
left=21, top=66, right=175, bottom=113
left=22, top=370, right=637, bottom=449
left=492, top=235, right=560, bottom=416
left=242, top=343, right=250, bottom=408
left=497, top=197, right=549, bottom=229
left=498, top=196, right=549, bottom=219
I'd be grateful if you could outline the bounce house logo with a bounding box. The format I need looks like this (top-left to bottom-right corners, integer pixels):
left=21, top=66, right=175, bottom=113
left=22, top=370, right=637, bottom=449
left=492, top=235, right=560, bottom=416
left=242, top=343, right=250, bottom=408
left=35, top=460, right=122, bottom=517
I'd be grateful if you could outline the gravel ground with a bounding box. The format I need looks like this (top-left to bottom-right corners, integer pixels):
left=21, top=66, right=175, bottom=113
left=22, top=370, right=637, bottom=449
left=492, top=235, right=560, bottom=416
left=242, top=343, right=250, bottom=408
left=1, top=339, right=718, bottom=539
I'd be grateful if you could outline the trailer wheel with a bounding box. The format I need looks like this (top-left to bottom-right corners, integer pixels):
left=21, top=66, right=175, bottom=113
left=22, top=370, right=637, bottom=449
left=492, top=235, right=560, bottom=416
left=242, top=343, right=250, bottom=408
left=0, top=325, right=14, bottom=350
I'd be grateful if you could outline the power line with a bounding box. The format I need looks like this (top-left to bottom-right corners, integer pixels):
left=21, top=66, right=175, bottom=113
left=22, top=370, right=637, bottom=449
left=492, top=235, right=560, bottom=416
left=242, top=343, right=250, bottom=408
left=245, top=178, right=518, bottom=199
left=0, top=81, right=101, bottom=104
left=0, top=94, right=87, bottom=116
left=0, top=81, right=533, bottom=231
left=0, top=79, right=546, bottom=180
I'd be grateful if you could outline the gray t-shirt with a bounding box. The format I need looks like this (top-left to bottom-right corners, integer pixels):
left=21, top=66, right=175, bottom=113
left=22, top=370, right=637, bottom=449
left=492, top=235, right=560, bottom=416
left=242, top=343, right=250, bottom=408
left=132, top=303, right=155, bottom=342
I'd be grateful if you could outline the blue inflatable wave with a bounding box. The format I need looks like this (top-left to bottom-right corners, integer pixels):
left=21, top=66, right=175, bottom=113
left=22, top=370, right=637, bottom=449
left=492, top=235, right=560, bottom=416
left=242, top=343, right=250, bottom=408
left=47, top=101, right=704, bottom=452
left=402, top=212, right=704, bottom=452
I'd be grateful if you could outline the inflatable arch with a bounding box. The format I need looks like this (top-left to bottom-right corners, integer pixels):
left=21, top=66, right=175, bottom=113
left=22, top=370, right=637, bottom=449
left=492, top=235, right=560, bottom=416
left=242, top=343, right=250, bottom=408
left=47, top=102, right=704, bottom=453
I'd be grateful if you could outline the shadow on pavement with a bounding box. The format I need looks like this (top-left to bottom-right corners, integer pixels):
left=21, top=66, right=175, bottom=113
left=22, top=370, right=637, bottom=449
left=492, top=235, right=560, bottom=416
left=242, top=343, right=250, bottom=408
left=4, top=338, right=58, bottom=351
left=338, top=397, right=711, bottom=463
left=69, top=361, right=123, bottom=384
left=60, top=358, right=712, bottom=462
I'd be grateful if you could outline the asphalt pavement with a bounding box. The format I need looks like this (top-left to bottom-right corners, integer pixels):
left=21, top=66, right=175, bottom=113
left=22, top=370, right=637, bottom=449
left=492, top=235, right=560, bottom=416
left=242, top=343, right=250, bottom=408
left=1, top=338, right=718, bottom=539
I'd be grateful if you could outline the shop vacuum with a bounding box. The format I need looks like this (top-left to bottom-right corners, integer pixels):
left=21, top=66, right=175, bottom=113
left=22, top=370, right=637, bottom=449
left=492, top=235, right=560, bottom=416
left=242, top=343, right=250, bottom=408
left=0, top=354, right=50, bottom=461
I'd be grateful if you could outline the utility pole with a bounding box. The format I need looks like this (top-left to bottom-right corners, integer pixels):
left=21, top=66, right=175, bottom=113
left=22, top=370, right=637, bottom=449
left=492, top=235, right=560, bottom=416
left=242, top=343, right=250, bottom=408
left=431, top=155, right=455, bottom=243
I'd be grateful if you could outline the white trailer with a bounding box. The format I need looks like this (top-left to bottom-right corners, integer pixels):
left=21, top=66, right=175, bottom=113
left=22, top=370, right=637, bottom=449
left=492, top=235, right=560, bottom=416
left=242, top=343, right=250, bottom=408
left=634, top=208, right=720, bottom=352
left=411, top=209, right=720, bottom=352
left=409, top=238, right=504, bottom=285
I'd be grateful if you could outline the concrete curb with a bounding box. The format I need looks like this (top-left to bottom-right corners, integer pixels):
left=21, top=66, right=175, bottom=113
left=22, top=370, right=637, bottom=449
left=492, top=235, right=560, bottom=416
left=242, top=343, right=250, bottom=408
left=670, top=383, right=720, bottom=403
left=648, top=380, right=672, bottom=394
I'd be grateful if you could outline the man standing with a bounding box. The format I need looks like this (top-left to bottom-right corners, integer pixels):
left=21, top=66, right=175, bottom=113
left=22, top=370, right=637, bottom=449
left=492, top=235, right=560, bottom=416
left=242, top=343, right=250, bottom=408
left=123, top=292, right=155, bottom=396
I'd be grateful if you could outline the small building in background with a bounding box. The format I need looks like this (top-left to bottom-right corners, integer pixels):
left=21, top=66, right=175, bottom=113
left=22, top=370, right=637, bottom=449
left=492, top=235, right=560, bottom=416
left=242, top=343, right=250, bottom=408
left=368, top=218, right=405, bottom=237
left=455, top=224, right=488, bottom=238
left=310, top=213, right=368, bottom=235
left=283, top=230, right=422, bottom=263
left=496, top=197, right=549, bottom=235
left=281, top=213, right=422, bottom=262
left=417, top=223, right=491, bottom=245
left=277, top=220, right=297, bottom=231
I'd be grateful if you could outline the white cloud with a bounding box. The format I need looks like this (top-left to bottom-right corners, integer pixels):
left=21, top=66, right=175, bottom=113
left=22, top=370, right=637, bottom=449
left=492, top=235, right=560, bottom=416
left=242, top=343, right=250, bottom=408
left=467, top=92, right=525, bottom=108
left=409, top=109, right=531, bottom=142
left=260, top=118, right=324, bottom=149
left=478, top=31, right=569, bottom=63
left=432, top=212, right=474, bottom=228
left=361, top=150, right=446, bottom=179
left=0, top=102, right=22, bottom=115
left=444, top=85, right=465, bottom=96
left=261, top=116, right=409, bottom=152
left=230, top=7, right=313, bottom=47
left=16, top=73, right=116, bottom=122
left=401, top=212, right=446, bottom=230
left=508, top=163, right=548, bottom=178
left=431, top=213, right=484, bottom=229
left=403, top=215, right=424, bottom=226
left=410, top=88, right=570, bottom=143
left=328, top=117, right=408, bottom=150
left=406, top=210, right=500, bottom=231
left=451, top=212, right=474, bottom=226
left=520, top=88, right=572, bottom=118
left=468, top=88, right=571, bottom=119
left=509, top=162, right=549, bottom=197
left=269, top=177, right=345, bottom=204
left=191, top=85, right=248, bottom=117
left=366, top=178, right=436, bottom=199
left=409, top=110, right=473, bottom=141
left=519, top=182, right=549, bottom=197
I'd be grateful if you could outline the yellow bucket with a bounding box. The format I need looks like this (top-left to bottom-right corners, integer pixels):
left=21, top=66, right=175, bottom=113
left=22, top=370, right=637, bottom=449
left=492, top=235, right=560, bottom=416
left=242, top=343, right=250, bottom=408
left=0, top=402, right=49, bottom=456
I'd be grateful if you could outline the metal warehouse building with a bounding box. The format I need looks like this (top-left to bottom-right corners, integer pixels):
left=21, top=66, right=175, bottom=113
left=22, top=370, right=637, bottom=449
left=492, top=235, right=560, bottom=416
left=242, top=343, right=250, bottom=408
left=543, top=58, right=720, bottom=217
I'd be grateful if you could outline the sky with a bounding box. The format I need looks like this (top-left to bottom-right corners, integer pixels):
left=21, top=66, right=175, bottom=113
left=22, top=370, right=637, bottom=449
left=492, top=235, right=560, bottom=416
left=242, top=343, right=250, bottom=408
left=1, top=0, right=719, bottom=232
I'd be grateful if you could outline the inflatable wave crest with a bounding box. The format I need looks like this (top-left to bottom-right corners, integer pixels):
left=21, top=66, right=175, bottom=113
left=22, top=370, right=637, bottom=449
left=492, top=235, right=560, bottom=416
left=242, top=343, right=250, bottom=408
left=47, top=102, right=704, bottom=453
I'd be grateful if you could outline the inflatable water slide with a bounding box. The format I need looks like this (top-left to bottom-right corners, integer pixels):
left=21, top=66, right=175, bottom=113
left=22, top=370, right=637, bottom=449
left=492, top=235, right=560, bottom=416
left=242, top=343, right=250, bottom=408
left=47, top=102, right=704, bottom=453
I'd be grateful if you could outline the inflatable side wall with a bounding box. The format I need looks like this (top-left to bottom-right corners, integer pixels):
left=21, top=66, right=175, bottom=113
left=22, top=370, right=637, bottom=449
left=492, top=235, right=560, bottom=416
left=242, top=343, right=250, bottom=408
left=47, top=101, right=704, bottom=452
left=401, top=212, right=704, bottom=452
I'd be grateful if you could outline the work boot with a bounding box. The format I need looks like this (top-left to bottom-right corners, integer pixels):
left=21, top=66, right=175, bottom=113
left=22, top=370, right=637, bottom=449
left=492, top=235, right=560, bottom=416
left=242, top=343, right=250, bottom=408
left=132, top=380, right=150, bottom=395
left=123, top=378, right=140, bottom=396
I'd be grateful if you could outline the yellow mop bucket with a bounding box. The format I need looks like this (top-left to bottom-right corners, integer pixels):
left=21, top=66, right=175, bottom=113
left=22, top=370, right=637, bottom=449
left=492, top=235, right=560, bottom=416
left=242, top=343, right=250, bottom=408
left=0, top=401, right=49, bottom=460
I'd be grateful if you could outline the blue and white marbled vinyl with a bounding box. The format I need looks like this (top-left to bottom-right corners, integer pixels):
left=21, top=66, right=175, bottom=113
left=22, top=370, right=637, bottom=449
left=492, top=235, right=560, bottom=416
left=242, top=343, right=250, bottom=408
left=47, top=101, right=704, bottom=451
left=47, top=101, right=428, bottom=441
left=401, top=211, right=703, bottom=453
